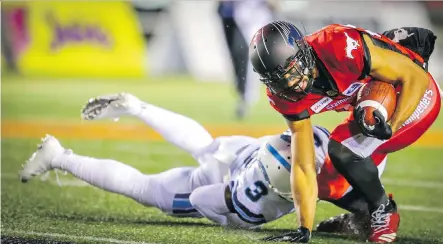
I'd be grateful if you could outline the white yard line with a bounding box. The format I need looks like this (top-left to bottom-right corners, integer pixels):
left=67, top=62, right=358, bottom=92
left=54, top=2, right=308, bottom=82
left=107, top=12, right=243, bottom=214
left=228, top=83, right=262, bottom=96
left=2, top=229, right=156, bottom=244
left=399, top=205, right=443, bottom=214
left=317, top=201, right=443, bottom=214
left=382, top=178, right=443, bottom=189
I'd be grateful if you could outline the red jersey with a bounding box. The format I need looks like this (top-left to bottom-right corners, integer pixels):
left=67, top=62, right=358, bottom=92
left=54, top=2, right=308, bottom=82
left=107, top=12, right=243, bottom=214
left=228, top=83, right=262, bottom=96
left=267, top=24, right=426, bottom=121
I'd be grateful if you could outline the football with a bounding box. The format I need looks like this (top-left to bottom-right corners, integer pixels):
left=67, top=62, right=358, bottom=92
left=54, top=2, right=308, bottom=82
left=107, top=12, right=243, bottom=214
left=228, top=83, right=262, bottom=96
left=356, top=81, right=397, bottom=125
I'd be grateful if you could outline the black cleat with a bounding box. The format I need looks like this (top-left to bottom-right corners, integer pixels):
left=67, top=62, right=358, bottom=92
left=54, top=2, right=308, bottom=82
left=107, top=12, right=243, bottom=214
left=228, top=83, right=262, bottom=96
left=316, top=212, right=371, bottom=239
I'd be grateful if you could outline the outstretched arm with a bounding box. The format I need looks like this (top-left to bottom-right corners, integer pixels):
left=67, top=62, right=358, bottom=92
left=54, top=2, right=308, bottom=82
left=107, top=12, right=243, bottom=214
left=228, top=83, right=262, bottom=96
left=287, top=118, right=318, bottom=231
left=262, top=117, right=317, bottom=242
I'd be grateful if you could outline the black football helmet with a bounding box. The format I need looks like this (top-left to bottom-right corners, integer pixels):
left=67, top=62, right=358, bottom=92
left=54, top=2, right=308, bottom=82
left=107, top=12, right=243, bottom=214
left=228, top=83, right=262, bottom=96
left=249, top=21, right=316, bottom=101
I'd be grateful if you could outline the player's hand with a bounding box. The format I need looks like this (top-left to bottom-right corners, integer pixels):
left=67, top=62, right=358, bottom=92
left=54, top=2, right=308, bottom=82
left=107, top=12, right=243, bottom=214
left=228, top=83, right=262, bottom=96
left=354, top=107, right=392, bottom=140
left=262, top=226, right=311, bottom=243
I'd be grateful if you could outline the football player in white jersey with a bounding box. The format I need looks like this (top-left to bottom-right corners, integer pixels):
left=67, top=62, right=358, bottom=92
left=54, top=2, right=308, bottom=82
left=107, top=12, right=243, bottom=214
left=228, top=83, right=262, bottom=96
left=20, top=93, right=387, bottom=236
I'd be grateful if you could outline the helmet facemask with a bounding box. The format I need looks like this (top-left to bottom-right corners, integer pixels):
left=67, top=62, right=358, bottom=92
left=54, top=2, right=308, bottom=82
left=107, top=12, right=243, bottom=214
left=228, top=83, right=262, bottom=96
left=260, top=39, right=316, bottom=102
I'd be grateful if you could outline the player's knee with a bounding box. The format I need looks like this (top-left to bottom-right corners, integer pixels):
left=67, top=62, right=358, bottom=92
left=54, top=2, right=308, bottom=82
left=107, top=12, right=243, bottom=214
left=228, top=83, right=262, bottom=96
left=328, top=140, right=378, bottom=179
left=190, top=184, right=229, bottom=214
left=189, top=187, right=206, bottom=211
left=328, top=140, right=359, bottom=167
left=189, top=187, right=217, bottom=219
left=328, top=139, right=373, bottom=169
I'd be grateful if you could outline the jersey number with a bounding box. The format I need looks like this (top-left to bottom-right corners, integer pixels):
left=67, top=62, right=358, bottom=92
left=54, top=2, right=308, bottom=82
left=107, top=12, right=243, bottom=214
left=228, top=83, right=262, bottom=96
left=245, top=181, right=268, bottom=202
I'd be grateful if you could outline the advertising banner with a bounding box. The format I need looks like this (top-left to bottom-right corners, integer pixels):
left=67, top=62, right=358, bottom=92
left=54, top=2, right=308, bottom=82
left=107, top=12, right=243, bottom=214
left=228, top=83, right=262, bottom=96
left=3, top=1, right=146, bottom=77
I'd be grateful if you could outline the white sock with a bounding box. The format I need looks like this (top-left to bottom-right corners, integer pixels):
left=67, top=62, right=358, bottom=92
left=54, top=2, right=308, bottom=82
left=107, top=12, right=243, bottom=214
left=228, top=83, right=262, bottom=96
left=134, top=102, right=214, bottom=155
left=51, top=152, right=156, bottom=207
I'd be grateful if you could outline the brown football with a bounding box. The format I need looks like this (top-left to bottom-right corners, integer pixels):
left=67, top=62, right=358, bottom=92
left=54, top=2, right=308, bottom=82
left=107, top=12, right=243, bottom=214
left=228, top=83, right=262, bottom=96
left=356, top=81, right=397, bottom=126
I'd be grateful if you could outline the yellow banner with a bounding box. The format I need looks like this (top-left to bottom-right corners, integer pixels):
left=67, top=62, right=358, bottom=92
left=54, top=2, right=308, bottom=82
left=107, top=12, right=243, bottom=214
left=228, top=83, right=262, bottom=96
left=4, top=1, right=146, bottom=78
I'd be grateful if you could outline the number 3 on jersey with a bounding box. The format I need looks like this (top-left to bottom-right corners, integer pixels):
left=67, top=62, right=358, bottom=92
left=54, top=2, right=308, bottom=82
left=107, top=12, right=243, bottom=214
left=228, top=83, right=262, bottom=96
left=245, top=181, right=268, bottom=202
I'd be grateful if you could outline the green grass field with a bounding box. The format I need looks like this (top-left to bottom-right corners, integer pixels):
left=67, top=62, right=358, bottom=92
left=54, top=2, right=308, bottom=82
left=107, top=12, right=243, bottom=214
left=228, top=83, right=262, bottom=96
left=2, top=75, right=443, bottom=244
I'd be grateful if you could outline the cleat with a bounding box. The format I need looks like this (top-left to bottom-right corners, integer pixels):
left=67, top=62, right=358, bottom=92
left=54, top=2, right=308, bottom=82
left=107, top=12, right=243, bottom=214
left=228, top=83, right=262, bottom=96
left=20, top=135, right=65, bottom=183
left=316, top=212, right=371, bottom=239
left=367, top=194, right=400, bottom=243
left=81, top=92, right=143, bottom=121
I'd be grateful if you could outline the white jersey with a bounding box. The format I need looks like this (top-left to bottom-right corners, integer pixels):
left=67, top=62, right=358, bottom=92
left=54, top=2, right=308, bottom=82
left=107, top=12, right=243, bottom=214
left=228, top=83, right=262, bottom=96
left=229, top=126, right=331, bottom=224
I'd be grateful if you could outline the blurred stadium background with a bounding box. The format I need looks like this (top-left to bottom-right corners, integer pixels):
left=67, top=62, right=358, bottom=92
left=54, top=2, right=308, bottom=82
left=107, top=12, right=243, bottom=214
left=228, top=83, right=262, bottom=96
left=1, top=1, right=443, bottom=244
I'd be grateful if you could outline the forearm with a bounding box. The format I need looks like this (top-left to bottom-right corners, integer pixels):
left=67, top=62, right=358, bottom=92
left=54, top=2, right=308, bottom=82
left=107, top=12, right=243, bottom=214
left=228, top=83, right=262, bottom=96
left=390, top=77, right=429, bottom=132
left=362, top=34, right=431, bottom=133
left=291, top=133, right=317, bottom=230
left=292, top=164, right=317, bottom=230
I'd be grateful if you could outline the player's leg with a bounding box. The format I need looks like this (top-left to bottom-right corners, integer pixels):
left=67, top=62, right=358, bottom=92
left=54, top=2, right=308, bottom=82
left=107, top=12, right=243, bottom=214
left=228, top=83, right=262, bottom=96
left=228, top=21, right=248, bottom=119
left=19, top=135, right=220, bottom=217
left=327, top=122, right=398, bottom=243
left=81, top=94, right=260, bottom=165
left=233, top=1, right=274, bottom=110
left=193, top=135, right=258, bottom=168
left=81, top=93, right=213, bottom=157
left=134, top=100, right=214, bottom=156
left=20, top=135, right=175, bottom=209
left=327, top=77, right=441, bottom=242
left=317, top=153, right=388, bottom=211
left=316, top=157, right=388, bottom=239
left=189, top=183, right=231, bottom=225
left=217, top=6, right=249, bottom=119
left=327, top=129, right=388, bottom=211
left=330, top=154, right=386, bottom=214
left=155, top=154, right=235, bottom=216
left=189, top=183, right=259, bottom=229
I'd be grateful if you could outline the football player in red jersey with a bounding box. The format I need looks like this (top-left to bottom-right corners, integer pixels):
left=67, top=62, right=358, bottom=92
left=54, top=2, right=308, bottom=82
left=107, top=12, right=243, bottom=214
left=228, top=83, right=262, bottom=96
left=250, top=21, right=442, bottom=243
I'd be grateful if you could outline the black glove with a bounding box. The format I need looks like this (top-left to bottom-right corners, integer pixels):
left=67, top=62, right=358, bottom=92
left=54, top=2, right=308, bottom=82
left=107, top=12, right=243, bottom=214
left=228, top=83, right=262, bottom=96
left=262, top=226, right=311, bottom=243
left=353, top=107, right=392, bottom=140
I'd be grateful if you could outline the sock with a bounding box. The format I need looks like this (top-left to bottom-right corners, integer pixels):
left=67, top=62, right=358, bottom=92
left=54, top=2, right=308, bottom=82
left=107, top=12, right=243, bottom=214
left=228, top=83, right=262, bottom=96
left=135, top=102, right=214, bottom=156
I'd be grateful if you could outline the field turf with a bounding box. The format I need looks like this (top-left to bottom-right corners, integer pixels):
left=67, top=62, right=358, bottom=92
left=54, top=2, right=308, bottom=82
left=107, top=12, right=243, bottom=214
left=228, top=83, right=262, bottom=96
left=2, top=75, right=443, bottom=244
